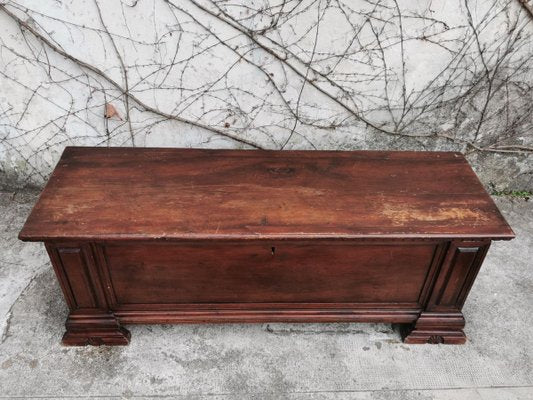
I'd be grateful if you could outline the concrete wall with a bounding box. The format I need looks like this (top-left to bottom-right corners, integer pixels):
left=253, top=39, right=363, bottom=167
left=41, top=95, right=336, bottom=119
left=0, top=0, right=532, bottom=190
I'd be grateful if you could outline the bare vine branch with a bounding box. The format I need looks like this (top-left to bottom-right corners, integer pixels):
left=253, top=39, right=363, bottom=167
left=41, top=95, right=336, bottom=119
left=0, top=0, right=532, bottom=188
left=0, top=3, right=262, bottom=149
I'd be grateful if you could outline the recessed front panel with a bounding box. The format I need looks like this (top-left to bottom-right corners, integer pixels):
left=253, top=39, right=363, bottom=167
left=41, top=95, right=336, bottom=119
left=102, top=242, right=439, bottom=306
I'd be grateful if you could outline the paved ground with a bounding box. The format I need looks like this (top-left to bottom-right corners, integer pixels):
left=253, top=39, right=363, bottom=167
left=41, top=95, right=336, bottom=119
left=0, top=190, right=531, bottom=400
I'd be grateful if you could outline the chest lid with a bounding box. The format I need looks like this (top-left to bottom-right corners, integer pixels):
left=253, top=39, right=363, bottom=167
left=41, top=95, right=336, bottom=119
left=19, top=147, right=514, bottom=241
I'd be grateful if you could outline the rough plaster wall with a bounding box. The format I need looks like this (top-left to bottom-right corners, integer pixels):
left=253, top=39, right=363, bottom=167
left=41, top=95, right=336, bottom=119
left=0, top=0, right=532, bottom=190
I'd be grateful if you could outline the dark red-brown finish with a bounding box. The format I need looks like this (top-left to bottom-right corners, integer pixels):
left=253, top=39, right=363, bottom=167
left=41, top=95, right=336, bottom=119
left=19, top=147, right=514, bottom=346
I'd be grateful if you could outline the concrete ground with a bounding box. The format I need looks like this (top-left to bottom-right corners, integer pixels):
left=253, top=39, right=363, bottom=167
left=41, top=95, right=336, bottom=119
left=0, top=190, right=531, bottom=400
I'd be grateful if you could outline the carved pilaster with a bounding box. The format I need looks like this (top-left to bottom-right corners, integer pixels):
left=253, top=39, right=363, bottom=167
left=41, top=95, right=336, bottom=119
left=45, top=243, right=130, bottom=346
left=403, top=241, right=490, bottom=344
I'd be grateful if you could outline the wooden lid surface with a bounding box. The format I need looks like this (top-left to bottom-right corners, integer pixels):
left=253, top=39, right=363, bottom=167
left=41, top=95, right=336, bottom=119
left=19, top=147, right=515, bottom=241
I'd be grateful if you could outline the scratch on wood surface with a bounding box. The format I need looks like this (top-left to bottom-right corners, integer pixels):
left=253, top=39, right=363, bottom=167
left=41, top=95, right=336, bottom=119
left=381, top=204, right=490, bottom=225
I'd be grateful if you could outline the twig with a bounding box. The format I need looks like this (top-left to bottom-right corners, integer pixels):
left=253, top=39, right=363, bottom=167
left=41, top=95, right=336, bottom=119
left=0, top=4, right=262, bottom=149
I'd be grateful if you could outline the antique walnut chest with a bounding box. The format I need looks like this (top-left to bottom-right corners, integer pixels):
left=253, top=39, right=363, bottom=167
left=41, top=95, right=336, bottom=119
left=18, top=147, right=514, bottom=345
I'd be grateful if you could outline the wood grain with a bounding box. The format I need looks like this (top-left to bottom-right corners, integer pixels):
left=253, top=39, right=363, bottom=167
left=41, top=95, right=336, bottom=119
left=103, top=241, right=437, bottom=304
left=19, top=147, right=514, bottom=242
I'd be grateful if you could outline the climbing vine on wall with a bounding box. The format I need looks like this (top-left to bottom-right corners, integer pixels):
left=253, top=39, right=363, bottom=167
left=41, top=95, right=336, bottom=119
left=0, top=0, right=532, bottom=186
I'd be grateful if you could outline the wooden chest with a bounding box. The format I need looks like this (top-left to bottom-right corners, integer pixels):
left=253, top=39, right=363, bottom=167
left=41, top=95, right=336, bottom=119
left=18, top=147, right=514, bottom=345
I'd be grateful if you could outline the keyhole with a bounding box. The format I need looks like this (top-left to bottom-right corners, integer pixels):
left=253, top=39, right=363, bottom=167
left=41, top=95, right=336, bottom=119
left=271, top=246, right=276, bottom=256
